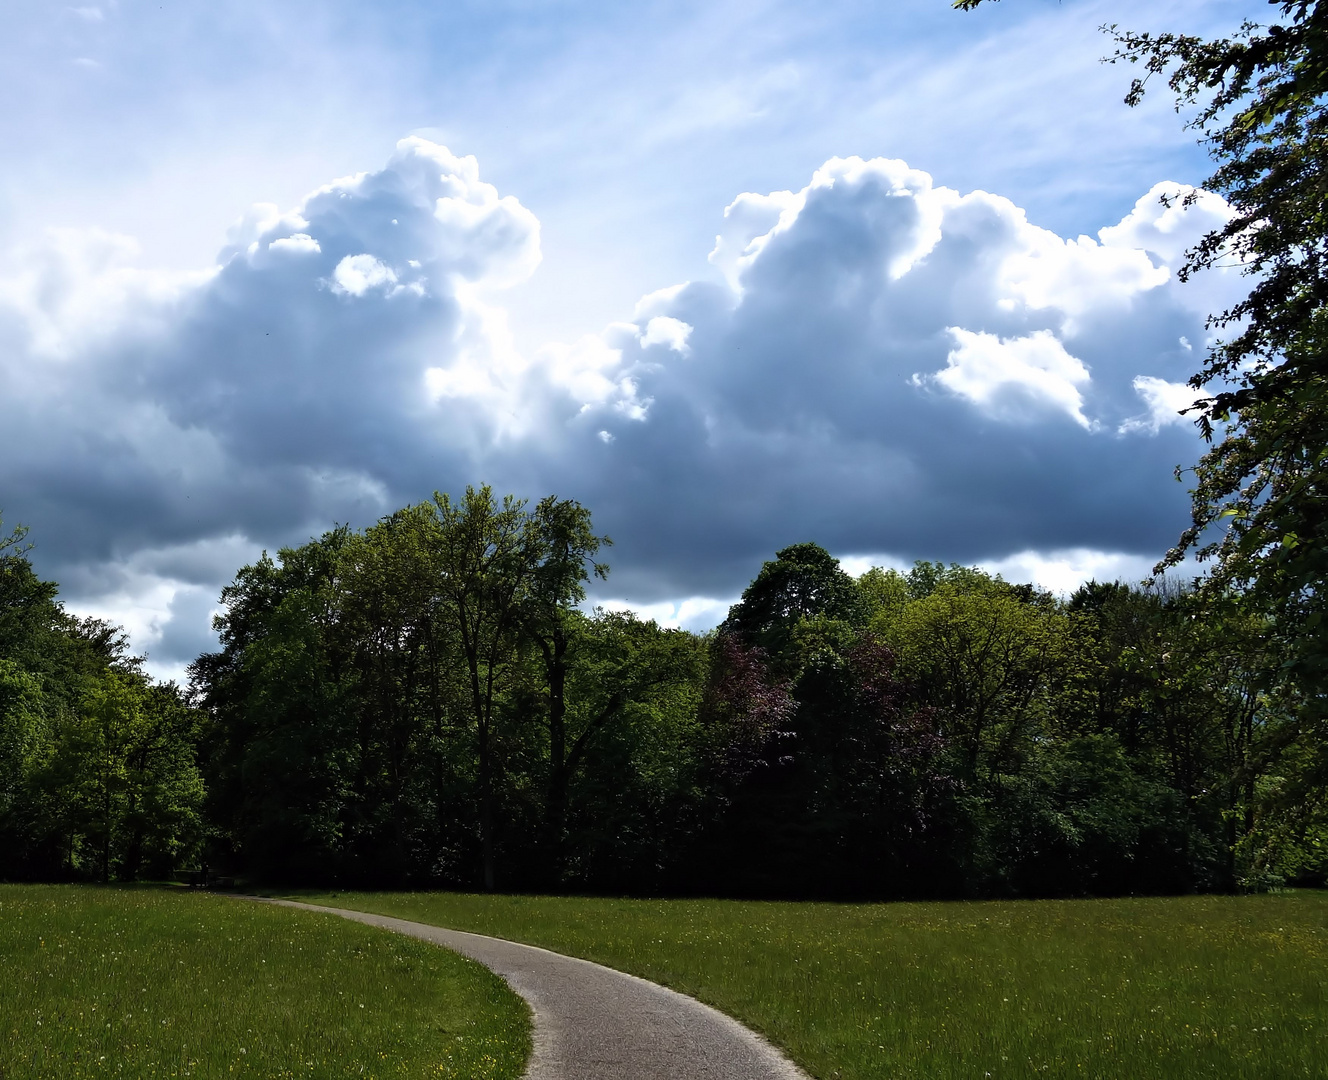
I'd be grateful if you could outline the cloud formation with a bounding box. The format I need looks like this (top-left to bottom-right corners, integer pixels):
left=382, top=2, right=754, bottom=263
left=545, top=162, right=1238, bottom=599
left=1, top=138, right=540, bottom=667
left=0, top=143, right=1240, bottom=672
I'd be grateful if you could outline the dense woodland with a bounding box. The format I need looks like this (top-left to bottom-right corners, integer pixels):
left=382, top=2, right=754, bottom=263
left=1, top=490, right=1321, bottom=897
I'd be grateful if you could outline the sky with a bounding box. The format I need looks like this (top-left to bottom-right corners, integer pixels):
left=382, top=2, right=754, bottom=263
left=0, top=0, right=1256, bottom=679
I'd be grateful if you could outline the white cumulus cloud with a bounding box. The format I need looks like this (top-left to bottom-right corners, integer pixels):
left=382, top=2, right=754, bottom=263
left=269, top=232, right=321, bottom=256
left=0, top=145, right=1243, bottom=672
left=978, top=548, right=1160, bottom=598
left=1120, top=375, right=1204, bottom=435
left=640, top=315, right=693, bottom=354
left=331, top=253, right=397, bottom=295
left=925, top=328, right=1094, bottom=429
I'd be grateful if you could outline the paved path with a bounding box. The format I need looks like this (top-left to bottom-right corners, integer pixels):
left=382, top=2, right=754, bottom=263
left=251, top=898, right=811, bottom=1080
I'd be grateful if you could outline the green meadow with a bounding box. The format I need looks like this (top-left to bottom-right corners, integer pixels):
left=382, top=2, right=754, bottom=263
left=295, top=889, right=1328, bottom=1080
left=0, top=885, right=529, bottom=1080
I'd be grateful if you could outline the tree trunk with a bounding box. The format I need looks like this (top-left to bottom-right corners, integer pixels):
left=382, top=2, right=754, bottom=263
left=478, top=720, right=496, bottom=891
left=544, top=625, right=568, bottom=885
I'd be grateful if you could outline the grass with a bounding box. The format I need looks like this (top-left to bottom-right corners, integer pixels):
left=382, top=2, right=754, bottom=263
left=288, top=889, right=1328, bottom=1080
left=0, top=884, right=529, bottom=1080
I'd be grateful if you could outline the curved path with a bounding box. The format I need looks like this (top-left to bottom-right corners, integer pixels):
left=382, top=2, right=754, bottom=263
left=251, top=898, right=810, bottom=1080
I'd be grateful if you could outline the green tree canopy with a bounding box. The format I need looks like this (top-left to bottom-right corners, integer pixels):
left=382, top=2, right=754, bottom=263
left=955, top=0, right=1328, bottom=882
left=959, top=0, right=1327, bottom=744
left=722, top=542, right=867, bottom=663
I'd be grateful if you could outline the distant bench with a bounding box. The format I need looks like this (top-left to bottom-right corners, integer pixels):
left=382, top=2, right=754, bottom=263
left=180, top=870, right=236, bottom=890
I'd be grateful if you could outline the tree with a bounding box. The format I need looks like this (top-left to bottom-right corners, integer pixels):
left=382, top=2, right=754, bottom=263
left=337, top=514, right=449, bottom=882
left=421, top=486, right=539, bottom=891
left=692, top=604, right=954, bottom=898
left=510, top=496, right=610, bottom=882
left=194, top=531, right=363, bottom=882
left=887, top=572, right=1077, bottom=779
left=554, top=610, right=708, bottom=890
left=1104, top=1, right=1328, bottom=720
left=0, top=658, right=52, bottom=875
left=957, top=0, right=1328, bottom=855
left=191, top=489, right=716, bottom=891
left=722, top=543, right=867, bottom=663
left=47, top=673, right=204, bottom=881
left=0, top=516, right=29, bottom=560
left=1, top=517, right=204, bottom=883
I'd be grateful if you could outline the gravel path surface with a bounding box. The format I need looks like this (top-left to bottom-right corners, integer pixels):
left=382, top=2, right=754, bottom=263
left=251, top=898, right=811, bottom=1080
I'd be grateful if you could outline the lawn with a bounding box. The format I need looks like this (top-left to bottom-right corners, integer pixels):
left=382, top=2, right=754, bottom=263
left=290, top=889, right=1328, bottom=1080
left=0, top=885, right=529, bottom=1080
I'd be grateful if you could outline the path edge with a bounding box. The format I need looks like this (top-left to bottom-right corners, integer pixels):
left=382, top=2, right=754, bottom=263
left=234, top=895, right=812, bottom=1080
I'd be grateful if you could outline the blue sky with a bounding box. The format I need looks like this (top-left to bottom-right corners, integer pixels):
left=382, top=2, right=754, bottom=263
left=1, top=0, right=1253, bottom=677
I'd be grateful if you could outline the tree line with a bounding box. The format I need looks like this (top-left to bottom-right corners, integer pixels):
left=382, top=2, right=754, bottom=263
left=8, top=2, right=1327, bottom=900
left=0, top=520, right=203, bottom=882
left=3, top=492, right=1319, bottom=897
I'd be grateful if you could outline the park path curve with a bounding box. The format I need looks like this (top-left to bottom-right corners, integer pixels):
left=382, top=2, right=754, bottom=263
left=249, top=898, right=811, bottom=1080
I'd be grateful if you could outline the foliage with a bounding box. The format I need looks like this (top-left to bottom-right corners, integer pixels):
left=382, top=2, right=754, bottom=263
left=692, top=618, right=955, bottom=898
left=0, top=515, right=204, bottom=882
left=1107, top=0, right=1328, bottom=889
left=957, top=0, right=1328, bottom=890
left=192, top=488, right=702, bottom=891
left=886, top=575, right=1072, bottom=776
left=721, top=542, right=867, bottom=664
left=7, top=493, right=1306, bottom=896
left=46, top=675, right=204, bottom=883
left=188, top=511, right=1313, bottom=894
left=552, top=609, right=708, bottom=890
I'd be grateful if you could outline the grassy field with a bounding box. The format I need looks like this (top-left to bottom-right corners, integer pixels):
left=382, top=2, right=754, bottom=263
left=0, top=885, right=529, bottom=1080
left=290, top=889, right=1328, bottom=1080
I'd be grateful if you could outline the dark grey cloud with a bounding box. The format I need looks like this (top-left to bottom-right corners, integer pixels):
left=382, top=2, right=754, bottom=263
left=0, top=145, right=1238, bottom=670
left=533, top=161, right=1238, bottom=600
